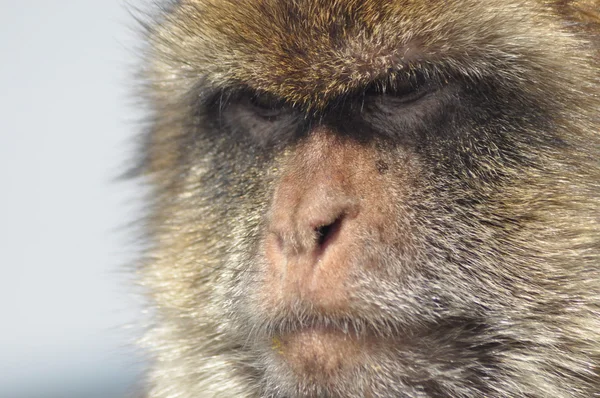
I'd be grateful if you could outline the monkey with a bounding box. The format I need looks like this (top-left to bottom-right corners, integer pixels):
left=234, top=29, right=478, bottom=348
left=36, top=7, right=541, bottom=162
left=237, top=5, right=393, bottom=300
left=134, top=0, right=600, bottom=397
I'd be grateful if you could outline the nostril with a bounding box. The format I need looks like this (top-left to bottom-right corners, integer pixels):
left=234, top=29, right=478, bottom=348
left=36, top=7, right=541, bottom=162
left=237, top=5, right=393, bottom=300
left=315, top=224, right=331, bottom=246
left=314, top=216, right=343, bottom=249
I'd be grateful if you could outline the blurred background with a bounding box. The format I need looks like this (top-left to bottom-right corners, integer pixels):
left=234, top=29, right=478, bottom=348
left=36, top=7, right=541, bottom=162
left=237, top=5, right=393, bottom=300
left=1, top=1, right=148, bottom=397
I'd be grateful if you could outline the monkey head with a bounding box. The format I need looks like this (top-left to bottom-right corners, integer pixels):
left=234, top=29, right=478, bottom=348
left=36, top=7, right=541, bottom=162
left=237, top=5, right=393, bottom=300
left=137, top=1, right=600, bottom=397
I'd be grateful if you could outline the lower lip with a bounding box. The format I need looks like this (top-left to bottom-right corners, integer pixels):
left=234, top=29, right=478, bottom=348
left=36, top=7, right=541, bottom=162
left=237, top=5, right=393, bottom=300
left=271, top=327, right=366, bottom=376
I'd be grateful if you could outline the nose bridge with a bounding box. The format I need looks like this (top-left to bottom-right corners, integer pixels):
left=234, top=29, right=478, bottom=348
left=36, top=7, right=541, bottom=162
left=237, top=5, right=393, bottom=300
left=299, top=136, right=353, bottom=210
left=302, top=128, right=359, bottom=174
left=272, top=130, right=359, bottom=249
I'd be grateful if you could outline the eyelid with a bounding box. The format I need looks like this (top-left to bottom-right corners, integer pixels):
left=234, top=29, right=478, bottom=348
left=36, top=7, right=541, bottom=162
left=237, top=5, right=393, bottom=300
left=249, top=92, right=285, bottom=108
left=379, top=84, right=434, bottom=104
left=223, top=90, right=290, bottom=120
left=356, top=70, right=434, bottom=103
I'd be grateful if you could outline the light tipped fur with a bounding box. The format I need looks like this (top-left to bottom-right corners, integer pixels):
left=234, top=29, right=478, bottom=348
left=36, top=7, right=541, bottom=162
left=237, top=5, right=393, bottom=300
left=135, top=1, right=600, bottom=397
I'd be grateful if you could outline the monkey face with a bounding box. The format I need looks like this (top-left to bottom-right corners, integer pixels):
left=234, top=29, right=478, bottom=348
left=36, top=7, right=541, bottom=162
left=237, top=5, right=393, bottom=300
left=209, top=84, right=533, bottom=396
left=141, top=1, right=600, bottom=397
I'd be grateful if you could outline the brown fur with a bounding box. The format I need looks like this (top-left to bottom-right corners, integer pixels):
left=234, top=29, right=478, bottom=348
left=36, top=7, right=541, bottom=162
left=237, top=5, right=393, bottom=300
left=136, top=1, right=600, bottom=397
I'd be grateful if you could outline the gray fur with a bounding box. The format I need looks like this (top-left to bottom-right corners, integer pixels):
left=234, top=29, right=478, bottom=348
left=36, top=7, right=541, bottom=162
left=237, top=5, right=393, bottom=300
left=134, top=1, right=600, bottom=397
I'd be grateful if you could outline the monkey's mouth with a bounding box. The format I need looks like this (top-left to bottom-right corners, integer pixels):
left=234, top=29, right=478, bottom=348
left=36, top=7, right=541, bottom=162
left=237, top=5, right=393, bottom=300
left=267, top=319, right=396, bottom=377
left=271, top=326, right=366, bottom=377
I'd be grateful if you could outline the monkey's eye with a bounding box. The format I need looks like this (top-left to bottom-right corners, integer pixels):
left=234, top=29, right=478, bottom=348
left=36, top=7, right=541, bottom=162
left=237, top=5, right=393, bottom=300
left=364, top=73, right=434, bottom=105
left=357, top=73, right=454, bottom=140
left=212, top=90, right=302, bottom=148
left=245, top=92, right=288, bottom=120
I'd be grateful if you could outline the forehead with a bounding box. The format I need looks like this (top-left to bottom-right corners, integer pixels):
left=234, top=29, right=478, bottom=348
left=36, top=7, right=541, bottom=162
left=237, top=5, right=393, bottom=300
left=153, top=0, right=546, bottom=107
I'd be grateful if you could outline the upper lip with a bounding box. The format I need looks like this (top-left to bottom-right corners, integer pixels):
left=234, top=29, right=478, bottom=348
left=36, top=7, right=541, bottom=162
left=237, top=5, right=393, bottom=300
left=260, top=314, right=404, bottom=340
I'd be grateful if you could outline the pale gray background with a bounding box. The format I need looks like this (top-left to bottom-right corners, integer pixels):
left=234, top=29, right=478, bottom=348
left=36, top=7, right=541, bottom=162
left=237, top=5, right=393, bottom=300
left=1, top=1, right=148, bottom=397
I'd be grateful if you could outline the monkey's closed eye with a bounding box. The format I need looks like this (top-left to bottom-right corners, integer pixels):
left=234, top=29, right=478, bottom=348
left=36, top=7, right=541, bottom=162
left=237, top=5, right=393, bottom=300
left=363, top=73, right=436, bottom=106
left=358, top=74, right=453, bottom=139
left=246, top=92, right=289, bottom=119
left=214, top=90, right=302, bottom=147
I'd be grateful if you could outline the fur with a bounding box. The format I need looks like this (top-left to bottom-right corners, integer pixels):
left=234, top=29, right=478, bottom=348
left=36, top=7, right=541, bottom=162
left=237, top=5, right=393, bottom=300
left=135, top=1, right=600, bottom=397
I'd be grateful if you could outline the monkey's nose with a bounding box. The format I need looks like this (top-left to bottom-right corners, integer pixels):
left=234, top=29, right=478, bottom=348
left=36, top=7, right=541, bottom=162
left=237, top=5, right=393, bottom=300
left=271, top=205, right=349, bottom=259
left=314, top=215, right=343, bottom=252
left=264, top=183, right=359, bottom=302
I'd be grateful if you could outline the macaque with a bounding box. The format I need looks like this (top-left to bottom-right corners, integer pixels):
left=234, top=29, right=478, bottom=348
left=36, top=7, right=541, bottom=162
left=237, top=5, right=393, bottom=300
left=135, top=0, right=600, bottom=396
